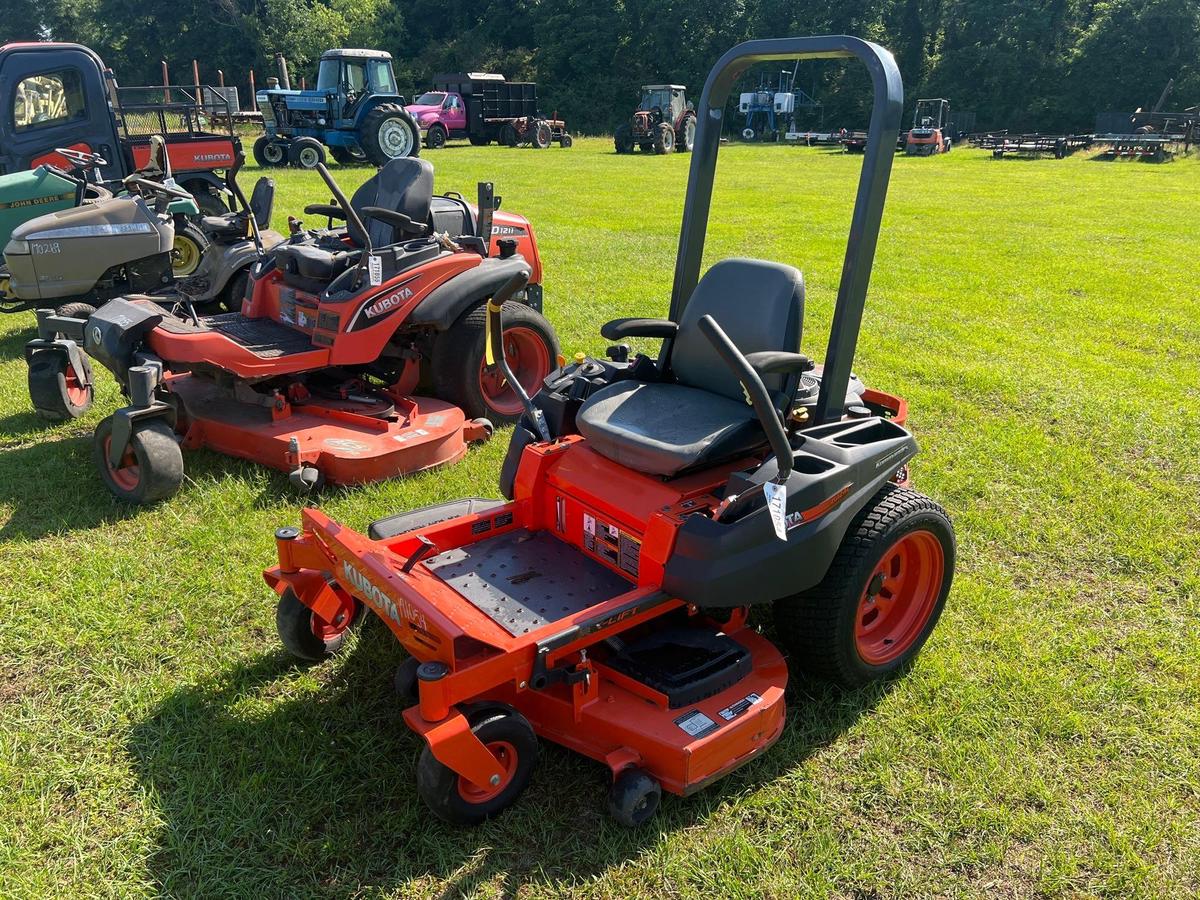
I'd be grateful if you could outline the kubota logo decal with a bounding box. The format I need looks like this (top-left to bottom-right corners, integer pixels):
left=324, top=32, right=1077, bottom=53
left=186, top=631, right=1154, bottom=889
left=364, top=285, right=415, bottom=319
left=341, top=560, right=427, bottom=631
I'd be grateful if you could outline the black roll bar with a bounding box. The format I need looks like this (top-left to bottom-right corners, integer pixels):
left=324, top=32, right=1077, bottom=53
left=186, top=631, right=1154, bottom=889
left=670, top=36, right=903, bottom=426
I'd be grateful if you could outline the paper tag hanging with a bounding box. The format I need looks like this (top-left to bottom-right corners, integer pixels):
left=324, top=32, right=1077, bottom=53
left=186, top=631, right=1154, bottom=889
left=763, top=481, right=788, bottom=542
left=367, top=254, right=383, bottom=286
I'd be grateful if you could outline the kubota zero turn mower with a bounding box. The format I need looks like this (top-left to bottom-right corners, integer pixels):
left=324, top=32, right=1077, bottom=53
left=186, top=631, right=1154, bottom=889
left=264, top=37, right=954, bottom=828
left=25, top=157, right=557, bottom=503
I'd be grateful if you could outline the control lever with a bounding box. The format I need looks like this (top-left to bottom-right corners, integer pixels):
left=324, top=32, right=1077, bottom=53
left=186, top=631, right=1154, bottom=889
left=488, top=270, right=551, bottom=442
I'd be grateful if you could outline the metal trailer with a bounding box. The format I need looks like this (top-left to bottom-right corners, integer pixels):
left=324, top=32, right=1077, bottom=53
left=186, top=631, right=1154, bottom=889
left=973, top=132, right=1094, bottom=159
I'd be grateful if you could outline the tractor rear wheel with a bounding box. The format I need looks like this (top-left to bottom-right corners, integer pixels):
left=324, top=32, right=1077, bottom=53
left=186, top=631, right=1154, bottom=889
left=288, top=137, right=326, bottom=169
left=676, top=115, right=696, bottom=152
left=425, top=124, right=448, bottom=149
left=432, top=300, right=558, bottom=423
left=654, top=122, right=675, bottom=154
left=416, top=707, right=537, bottom=825
left=360, top=104, right=420, bottom=164
left=531, top=120, right=552, bottom=149
left=253, top=135, right=288, bottom=168
left=28, top=352, right=93, bottom=421
left=614, top=124, right=634, bottom=154
left=773, top=485, right=954, bottom=688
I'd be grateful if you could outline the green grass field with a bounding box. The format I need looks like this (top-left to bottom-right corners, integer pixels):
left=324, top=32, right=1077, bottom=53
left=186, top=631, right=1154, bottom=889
left=1, top=138, right=1197, bottom=899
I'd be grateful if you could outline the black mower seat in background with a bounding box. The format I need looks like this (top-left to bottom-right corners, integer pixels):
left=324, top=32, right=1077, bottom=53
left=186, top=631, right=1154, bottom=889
left=577, top=258, right=804, bottom=478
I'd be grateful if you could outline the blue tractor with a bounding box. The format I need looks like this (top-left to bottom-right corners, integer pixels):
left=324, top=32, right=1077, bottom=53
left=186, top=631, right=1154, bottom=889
left=253, top=49, right=420, bottom=168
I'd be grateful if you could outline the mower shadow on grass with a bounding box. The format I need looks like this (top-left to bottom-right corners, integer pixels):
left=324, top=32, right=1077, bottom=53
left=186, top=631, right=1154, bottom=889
left=127, top=613, right=889, bottom=898
left=0, top=434, right=146, bottom=540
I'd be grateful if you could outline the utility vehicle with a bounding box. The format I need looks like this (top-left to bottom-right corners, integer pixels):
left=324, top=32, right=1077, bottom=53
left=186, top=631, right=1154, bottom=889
left=265, top=36, right=955, bottom=827
left=905, top=98, right=952, bottom=155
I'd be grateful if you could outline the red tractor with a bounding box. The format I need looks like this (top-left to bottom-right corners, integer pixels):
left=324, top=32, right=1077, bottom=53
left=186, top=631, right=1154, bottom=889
left=614, top=85, right=696, bottom=154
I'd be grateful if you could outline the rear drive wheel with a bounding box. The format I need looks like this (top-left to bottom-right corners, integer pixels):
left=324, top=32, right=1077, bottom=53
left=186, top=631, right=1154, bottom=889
left=431, top=301, right=558, bottom=423
left=254, top=136, right=288, bottom=168
left=170, top=222, right=207, bottom=277
left=425, top=124, right=448, bottom=149
left=360, top=104, right=420, bottom=163
left=416, top=707, right=537, bottom=825
left=275, top=586, right=361, bottom=661
left=530, top=121, right=552, bottom=149
left=608, top=768, right=661, bottom=827
left=219, top=268, right=250, bottom=314
left=773, top=485, right=954, bottom=688
left=93, top=416, right=183, bottom=504
left=28, top=352, right=93, bottom=421
left=288, top=137, right=326, bottom=170
left=614, top=124, right=634, bottom=153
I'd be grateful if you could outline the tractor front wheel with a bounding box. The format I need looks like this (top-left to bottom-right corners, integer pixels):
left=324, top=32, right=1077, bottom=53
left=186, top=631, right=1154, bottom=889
left=416, top=707, right=537, bottom=825
left=275, top=586, right=361, bottom=662
left=288, top=137, right=326, bottom=169
left=614, top=124, right=634, bottom=153
left=773, top=485, right=955, bottom=688
left=360, top=105, right=420, bottom=163
left=28, top=352, right=93, bottom=421
left=431, top=301, right=558, bottom=423
left=654, top=122, right=675, bottom=154
left=676, top=115, right=696, bottom=152
left=93, top=416, right=184, bottom=504
left=253, top=135, right=288, bottom=168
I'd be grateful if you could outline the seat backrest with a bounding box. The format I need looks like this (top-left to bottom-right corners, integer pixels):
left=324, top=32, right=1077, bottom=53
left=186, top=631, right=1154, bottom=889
left=249, top=176, right=275, bottom=230
left=348, top=157, right=434, bottom=247
left=671, top=258, right=804, bottom=401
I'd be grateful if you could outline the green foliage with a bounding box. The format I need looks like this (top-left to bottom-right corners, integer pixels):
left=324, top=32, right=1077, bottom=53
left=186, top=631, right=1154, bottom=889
left=7, top=1, right=1200, bottom=143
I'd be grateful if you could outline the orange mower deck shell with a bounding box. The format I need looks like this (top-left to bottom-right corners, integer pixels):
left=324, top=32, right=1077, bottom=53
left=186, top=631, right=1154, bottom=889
left=265, top=437, right=792, bottom=796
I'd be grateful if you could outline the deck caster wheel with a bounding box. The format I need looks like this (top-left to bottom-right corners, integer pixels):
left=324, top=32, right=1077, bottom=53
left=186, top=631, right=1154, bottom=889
left=28, top=352, right=93, bottom=421
left=416, top=707, right=537, bottom=825
left=394, top=656, right=421, bottom=701
left=468, top=417, right=494, bottom=442
left=93, top=416, right=183, bottom=504
left=773, top=484, right=955, bottom=688
left=289, top=463, right=325, bottom=491
left=53, top=301, right=97, bottom=320
left=275, top=586, right=361, bottom=661
left=608, top=767, right=661, bottom=827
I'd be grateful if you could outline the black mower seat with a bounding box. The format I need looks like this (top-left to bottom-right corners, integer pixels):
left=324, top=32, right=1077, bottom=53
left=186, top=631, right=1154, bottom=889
left=277, top=159, right=434, bottom=291
left=577, top=258, right=804, bottom=478
left=198, top=177, right=276, bottom=241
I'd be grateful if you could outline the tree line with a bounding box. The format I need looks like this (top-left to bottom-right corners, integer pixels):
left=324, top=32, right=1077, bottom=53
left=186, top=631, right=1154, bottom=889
left=9, top=0, right=1199, bottom=134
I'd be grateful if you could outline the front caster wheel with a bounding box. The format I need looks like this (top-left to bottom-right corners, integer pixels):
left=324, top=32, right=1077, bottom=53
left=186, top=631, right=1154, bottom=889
left=93, top=416, right=183, bottom=503
left=608, top=767, right=661, bottom=827
left=773, top=484, right=955, bottom=688
left=275, top=586, right=361, bottom=661
left=416, top=707, right=537, bottom=825
left=28, top=352, right=93, bottom=421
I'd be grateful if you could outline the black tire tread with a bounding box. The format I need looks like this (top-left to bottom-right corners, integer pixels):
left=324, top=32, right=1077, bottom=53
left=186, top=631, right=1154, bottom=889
left=93, top=417, right=183, bottom=504
left=359, top=104, right=420, bottom=164
left=773, top=484, right=954, bottom=688
left=28, top=355, right=93, bottom=421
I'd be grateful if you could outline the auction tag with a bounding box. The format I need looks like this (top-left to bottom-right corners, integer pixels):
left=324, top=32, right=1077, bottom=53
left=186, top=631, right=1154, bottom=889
left=764, top=480, right=788, bottom=542
left=368, top=254, right=382, bottom=286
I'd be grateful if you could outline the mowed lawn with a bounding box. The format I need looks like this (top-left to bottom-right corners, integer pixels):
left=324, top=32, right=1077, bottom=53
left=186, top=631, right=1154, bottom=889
left=0, top=138, right=1197, bottom=899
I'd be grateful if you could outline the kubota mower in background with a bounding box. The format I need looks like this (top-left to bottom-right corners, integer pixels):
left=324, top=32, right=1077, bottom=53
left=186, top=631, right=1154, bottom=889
left=25, top=157, right=558, bottom=502
left=265, top=36, right=955, bottom=828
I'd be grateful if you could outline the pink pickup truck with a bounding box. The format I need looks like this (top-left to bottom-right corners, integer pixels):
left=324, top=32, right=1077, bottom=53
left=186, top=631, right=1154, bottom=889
left=405, top=73, right=571, bottom=150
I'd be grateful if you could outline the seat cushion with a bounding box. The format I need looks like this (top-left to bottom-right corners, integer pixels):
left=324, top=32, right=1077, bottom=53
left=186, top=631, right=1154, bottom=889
left=576, top=380, right=765, bottom=477
left=275, top=242, right=353, bottom=281
left=199, top=214, right=246, bottom=240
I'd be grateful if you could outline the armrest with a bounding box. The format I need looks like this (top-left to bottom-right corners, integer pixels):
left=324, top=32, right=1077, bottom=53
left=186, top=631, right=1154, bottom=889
left=745, top=350, right=814, bottom=376
left=304, top=204, right=345, bottom=219
left=600, top=318, right=678, bottom=341
left=361, top=206, right=429, bottom=236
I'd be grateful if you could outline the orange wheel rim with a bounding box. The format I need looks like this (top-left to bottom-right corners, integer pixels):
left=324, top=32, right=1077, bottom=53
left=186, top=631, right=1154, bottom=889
left=855, top=529, right=944, bottom=665
left=309, top=591, right=356, bottom=641
left=64, top=364, right=89, bottom=407
left=457, top=740, right=518, bottom=803
left=103, top=435, right=140, bottom=491
left=478, top=326, right=551, bottom=417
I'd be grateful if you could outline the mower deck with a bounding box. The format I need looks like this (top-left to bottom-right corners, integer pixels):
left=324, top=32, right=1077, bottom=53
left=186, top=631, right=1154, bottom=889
left=170, top=375, right=478, bottom=484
